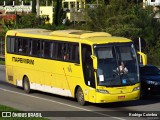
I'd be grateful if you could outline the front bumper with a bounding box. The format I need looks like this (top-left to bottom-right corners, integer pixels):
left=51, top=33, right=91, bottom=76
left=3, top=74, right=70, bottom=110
left=95, top=90, right=140, bottom=103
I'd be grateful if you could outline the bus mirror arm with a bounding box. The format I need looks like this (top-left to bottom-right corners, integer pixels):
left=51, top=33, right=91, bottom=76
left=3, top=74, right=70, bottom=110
left=90, top=55, right=98, bottom=70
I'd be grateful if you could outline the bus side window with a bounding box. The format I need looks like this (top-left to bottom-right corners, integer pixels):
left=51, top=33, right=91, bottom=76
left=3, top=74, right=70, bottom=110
left=6, top=37, right=11, bottom=53
left=6, top=37, right=15, bottom=53
left=62, top=42, right=79, bottom=62
left=57, top=42, right=63, bottom=60
left=17, top=38, right=23, bottom=53
left=28, top=40, right=32, bottom=55
left=75, top=45, right=79, bottom=63
left=14, top=37, right=18, bottom=53
left=44, top=41, right=52, bottom=58
left=31, top=39, right=40, bottom=57
left=23, top=39, right=30, bottom=55
left=51, top=42, right=56, bottom=59
left=62, top=43, right=68, bottom=60
left=69, top=43, right=79, bottom=63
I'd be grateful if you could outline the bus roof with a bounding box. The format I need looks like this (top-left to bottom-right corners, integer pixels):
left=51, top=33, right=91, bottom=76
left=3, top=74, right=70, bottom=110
left=6, top=29, right=132, bottom=44
left=50, top=29, right=112, bottom=38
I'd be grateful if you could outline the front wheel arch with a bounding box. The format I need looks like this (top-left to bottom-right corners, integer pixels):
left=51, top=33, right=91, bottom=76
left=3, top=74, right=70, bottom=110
left=76, top=86, right=87, bottom=106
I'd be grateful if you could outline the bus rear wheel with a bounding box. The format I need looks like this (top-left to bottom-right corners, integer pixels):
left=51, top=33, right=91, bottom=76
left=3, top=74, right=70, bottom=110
left=76, top=87, right=86, bottom=106
left=23, top=77, right=31, bottom=93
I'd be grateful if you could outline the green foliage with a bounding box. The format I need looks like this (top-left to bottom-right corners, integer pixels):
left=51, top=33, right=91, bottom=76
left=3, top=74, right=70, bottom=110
left=0, top=105, right=18, bottom=111
left=0, top=24, right=8, bottom=36
left=0, top=19, right=8, bottom=37
left=86, top=1, right=142, bottom=38
left=84, top=1, right=160, bottom=65
left=17, top=13, right=38, bottom=28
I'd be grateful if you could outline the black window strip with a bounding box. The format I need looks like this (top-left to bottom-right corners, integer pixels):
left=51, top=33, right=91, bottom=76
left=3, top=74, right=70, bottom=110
left=6, top=36, right=80, bottom=64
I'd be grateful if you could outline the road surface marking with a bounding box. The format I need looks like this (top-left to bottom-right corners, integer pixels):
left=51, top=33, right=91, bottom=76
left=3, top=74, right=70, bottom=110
left=0, top=87, right=126, bottom=120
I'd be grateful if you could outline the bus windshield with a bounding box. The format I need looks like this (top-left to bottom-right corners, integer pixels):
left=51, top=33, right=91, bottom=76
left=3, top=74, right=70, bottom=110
left=94, top=43, right=139, bottom=87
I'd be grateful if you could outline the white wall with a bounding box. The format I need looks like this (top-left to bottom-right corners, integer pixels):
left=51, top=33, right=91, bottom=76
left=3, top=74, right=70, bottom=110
left=147, top=0, right=160, bottom=6
left=40, top=6, right=53, bottom=24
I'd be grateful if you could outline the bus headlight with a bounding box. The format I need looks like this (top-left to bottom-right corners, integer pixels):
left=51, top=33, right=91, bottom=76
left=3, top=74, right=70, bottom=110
left=133, top=86, right=140, bottom=91
left=96, top=89, right=109, bottom=94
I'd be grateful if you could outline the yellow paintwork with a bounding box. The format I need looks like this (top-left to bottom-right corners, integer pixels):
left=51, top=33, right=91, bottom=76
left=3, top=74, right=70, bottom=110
left=137, top=52, right=147, bottom=65
left=5, top=29, right=140, bottom=103
left=95, top=83, right=140, bottom=103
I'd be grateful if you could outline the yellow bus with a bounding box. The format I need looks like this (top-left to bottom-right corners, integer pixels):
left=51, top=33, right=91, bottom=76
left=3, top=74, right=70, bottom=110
left=5, top=29, right=145, bottom=105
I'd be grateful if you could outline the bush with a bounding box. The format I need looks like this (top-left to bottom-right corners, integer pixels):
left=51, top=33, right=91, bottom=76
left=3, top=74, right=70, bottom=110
left=17, top=13, right=38, bottom=28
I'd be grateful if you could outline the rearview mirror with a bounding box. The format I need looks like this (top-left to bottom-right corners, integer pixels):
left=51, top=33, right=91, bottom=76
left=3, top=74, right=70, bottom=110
left=137, top=52, right=147, bottom=65
left=90, top=55, right=98, bottom=70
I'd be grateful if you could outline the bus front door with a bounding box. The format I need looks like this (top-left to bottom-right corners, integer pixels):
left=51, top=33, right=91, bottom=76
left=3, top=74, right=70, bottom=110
left=82, top=44, right=96, bottom=103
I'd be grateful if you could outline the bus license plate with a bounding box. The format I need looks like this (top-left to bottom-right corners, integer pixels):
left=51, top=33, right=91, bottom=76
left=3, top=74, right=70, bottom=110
left=118, top=96, right=125, bottom=99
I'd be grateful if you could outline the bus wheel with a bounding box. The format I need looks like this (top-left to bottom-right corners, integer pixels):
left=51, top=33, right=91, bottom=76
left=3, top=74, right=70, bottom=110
left=76, top=87, right=86, bottom=106
left=23, top=77, right=31, bottom=93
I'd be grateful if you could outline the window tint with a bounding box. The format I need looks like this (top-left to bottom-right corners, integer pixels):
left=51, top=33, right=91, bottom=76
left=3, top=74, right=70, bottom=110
left=55, top=42, right=79, bottom=63
left=63, top=43, right=70, bottom=60
left=69, top=43, right=79, bottom=63
left=6, top=37, right=15, bottom=53
left=17, top=38, right=23, bottom=53
left=51, top=42, right=56, bottom=58
left=23, top=39, right=31, bottom=55
left=57, top=42, right=63, bottom=59
left=44, top=41, right=52, bottom=58
left=16, top=38, right=29, bottom=54
left=31, top=40, right=40, bottom=56
left=6, top=36, right=80, bottom=63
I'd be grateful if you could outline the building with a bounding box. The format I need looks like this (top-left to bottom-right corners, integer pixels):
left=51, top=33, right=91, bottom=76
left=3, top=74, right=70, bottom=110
left=143, top=0, right=160, bottom=19
left=40, top=6, right=54, bottom=24
left=0, top=1, right=32, bottom=14
left=62, top=0, right=86, bottom=22
left=0, top=1, right=54, bottom=24
left=144, top=0, right=160, bottom=6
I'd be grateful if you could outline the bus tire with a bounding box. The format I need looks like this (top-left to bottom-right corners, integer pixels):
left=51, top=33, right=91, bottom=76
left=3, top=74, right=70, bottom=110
left=76, top=87, right=86, bottom=106
left=23, top=77, right=31, bottom=93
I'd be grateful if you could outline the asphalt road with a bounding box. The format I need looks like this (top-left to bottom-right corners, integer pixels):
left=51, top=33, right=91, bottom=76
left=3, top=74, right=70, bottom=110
left=0, top=65, right=160, bottom=120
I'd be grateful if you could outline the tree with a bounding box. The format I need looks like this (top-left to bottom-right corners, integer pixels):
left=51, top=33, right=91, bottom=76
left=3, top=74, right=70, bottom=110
left=85, top=1, right=160, bottom=65
left=37, top=0, right=40, bottom=17
left=32, top=0, right=36, bottom=13
left=54, top=0, right=63, bottom=25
